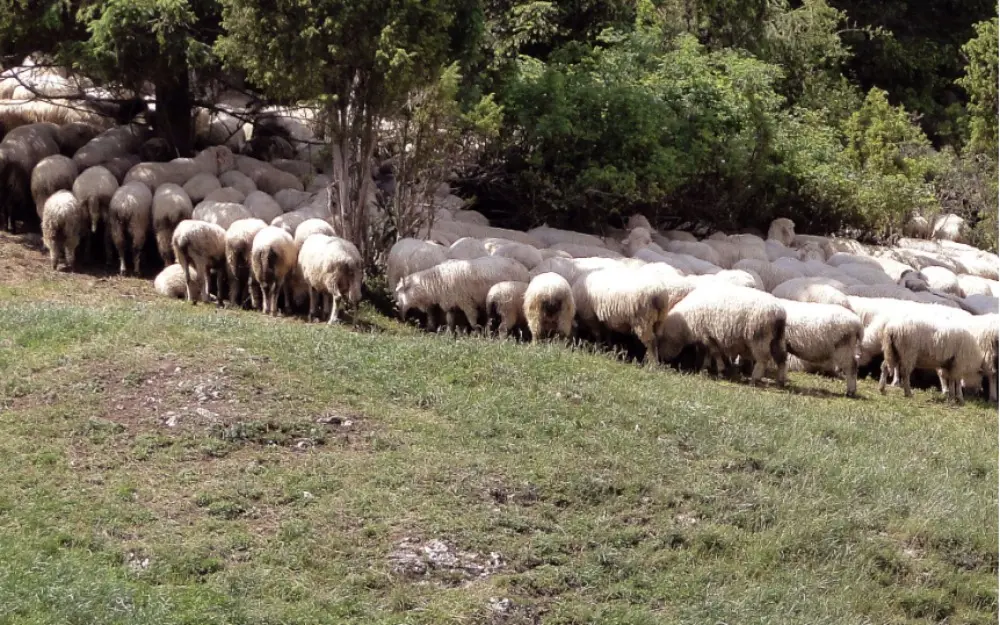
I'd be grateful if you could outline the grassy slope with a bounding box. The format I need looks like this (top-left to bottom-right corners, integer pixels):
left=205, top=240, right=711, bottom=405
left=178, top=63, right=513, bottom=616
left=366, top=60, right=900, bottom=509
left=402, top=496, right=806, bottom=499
left=0, top=233, right=996, bottom=625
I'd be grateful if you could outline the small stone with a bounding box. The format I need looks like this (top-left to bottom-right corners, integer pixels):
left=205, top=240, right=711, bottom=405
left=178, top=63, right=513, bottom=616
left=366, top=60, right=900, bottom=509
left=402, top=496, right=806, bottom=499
left=302, top=491, right=314, bottom=500
left=164, top=412, right=179, bottom=427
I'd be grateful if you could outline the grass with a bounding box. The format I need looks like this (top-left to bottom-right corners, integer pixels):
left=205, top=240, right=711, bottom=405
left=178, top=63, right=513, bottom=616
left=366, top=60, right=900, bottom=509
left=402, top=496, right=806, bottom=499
left=0, top=233, right=996, bottom=624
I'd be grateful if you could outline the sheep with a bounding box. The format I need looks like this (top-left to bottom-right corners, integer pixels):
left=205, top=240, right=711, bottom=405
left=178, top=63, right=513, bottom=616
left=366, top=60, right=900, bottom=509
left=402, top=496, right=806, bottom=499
left=878, top=314, right=983, bottom=403
left=274, top=188, right=312, bottom=212
left=0, top=122, right=61, bottom=231
left=658, top=285, right=788, bottom=385
left=298, top=235, right=364, bottom=324
left=573, top=267, right=693, bottom=363
left=192, top=200, right=253, bottom=230
left=243, top=191, right=283, bottom=223
left=919, top=265, right=962, bottom=296
left=204, top=187, right=246, bottom=204
left=529, top=256, right=623, bottom=283
left=40, top=190, right=87, bottom=270
left=293, top=218, right=337, bottom=250
left=218, top=169, right=257, bottom=197
left=797, top=242, right=828, bottom=262
left=29, top=154, right=78, bottom=218
left=626, top=214, right=653, bottom=231
left=152, top=183, right=194, bottom=264
left=250, top=226, right=298, bottom=315
left=486, top=281, right=529, bottom=337
left=835, top=262, right=896, bottom=286
left=102, top=155, right=140, bottom=183
left=523, top=272, right=576, bottom=341
left=138, top=137, right=174, bottom=162
left=72, top=124, right=147, bottom=170
left=791, top=234, right=833, bottom=259
left=395, top=257, right=530, bottom=332
left=622, top=227, right=654, bottom=257
left=663, top=240, right=722, bottom=267
left=55, top=121, right=101, bottom=157
left=550, top=242, right=622, bottom=259
left=772, top=278, right=851, bottom=309
left=489, top=241, right=543, bottom=270
left=251, top=166, right=304, bottom=195
left=779, top=300, right=863, bottom=396
left=732, top=259, right=802, bottom=293
left=387, top=238, right=448, bottom=291
left=930, top=213, right=969, bottom=243
left=172, top=219, right=227, bottom=305
left=307, top=174, right=332, bottom=193
left=182, top=173, right=222, bottom=204
left=701, top=238, right=741, bottom=268
left=528, top=225, right=607, bottom=249
left=658, top=230, right=698, bottom=243
left=272, top=210, right=311, bottom=236
left=903, top=213, right=931, bottom=238
left=956, top=274, right=999, bottom=298
left=108, top=181, right=153, bottom=275
left=767, top=218, right=795, bottom=246
left=967, top=314, right=999, bottom=401
left=71, top=165, right=119, bottom=235
left=154, top=263, right=202, bottom=299
left=964, top=294, right=999, bottom=315
left=765, top=240, right=799, bottom=261
left=448, top=237, right=490, bottom=260
left=453, top=209, right=489, bottom=226
left=898, top=269, right=930, bottom=292
left=225, top=218, right=269, bottom=308
left=538, top=248, right=573, bottom=261
left=270, top=158, right=315, bottom=181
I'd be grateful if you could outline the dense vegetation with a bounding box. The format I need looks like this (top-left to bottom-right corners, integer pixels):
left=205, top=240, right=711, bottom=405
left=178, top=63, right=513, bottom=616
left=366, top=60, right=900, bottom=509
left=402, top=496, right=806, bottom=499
left=0, top=0, right=995, bottom=248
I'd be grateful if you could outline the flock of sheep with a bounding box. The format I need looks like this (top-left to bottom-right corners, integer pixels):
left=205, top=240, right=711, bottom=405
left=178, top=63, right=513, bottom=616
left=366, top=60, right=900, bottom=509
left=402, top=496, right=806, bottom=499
left=0, top=56, right=997, bottom=405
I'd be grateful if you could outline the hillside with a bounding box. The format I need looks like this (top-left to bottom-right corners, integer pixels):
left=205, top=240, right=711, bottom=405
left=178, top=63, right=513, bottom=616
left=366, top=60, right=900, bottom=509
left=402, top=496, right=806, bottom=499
left=0, top=232, right=995, bottom=624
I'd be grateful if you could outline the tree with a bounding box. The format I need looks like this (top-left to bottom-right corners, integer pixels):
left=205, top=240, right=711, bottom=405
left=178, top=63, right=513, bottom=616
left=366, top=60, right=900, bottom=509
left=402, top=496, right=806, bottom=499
left=957, top=17, right=998, bottom=155
left=217, top=0, right=483, bottom=262
left=0, top=0, right=223, bottom=156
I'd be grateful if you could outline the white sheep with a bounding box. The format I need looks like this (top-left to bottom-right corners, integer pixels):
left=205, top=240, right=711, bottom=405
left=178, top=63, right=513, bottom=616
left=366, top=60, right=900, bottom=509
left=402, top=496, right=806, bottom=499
left=772, top=278, right=850, bottom=308
left=967, top=314, right=998, bottom=401
left=182, top=173, right=222, bottom=204
left=225, top=218, right=269, bottom=308
left=657, top=285, right=788, bottom=385
left=549, top=242, right=622, bottom=259
left=528, top=225, right=607, bottom=249
left=765, top=240, right=799, bottom=261
left=243, top=191, right=283, bottom=223
left=151, top=183, right=194, bottom=265
left=386, top=238, right=449, bottom=291
left=919, top=265, right=962, bottom=296
left=695, top=269, right=763, bottom=290
left=204, top=187, right=246, bottom=204
left=956, top=274, right=999, bottom=298
left=298, top=234, right=364, bottom=323
left=452, top=209, right=489, bottom=226
left=154, top=263, right=202, bottom=299
left=31, top=154, right=78, bottom=217
left=172, top=219, right=227, bottom=305
left=834, top=262, right=896, bottom=286
left=658, top=230, right=698, bottom=243
left=964, top=294, right=999, bottom=315
left=251, top=226, right=298, bottom=316
left=879, top=314, right=983, bottom=403
left=767, top=218, right=795, bottom=246
left=395, top=256, right=529, bottom=332
left=275, top=188, right=312, bottom=212
left=108, top=181, right=153, bottom=275
left=486, top=240, right=543, bottom=270
left=71, top=165, right=118, bottom=234
left=626, top=214, right=653, bottom=231
left=449, top=237, right=490, bottom=260
left=293, top=218, right=337, bottom=250
left=72, top=124, right=147, bottom=170
left=41, top=190, right=86, bottom=270
left=779, top=300, right=863, bottom=396
left=523, top=272, right=575, bottom=341
left=251, top=166, right=304, bottom=196
left=573, top=267, right=693, bottom=363
left=486, top=281, right=529, bottom=337
left=218, top=169, right=257, bottom=197
left=192, top=200, right=253, bottom=230
left=732, top=259, right=802, bottom=292
left=663, top=240, right=722, bottom=267
left=930, top=213, right=969, bottom=243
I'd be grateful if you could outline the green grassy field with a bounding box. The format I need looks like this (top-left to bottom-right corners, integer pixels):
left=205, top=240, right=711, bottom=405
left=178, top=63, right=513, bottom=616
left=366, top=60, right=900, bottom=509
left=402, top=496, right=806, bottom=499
left=0, top=233, right=996, bottom=624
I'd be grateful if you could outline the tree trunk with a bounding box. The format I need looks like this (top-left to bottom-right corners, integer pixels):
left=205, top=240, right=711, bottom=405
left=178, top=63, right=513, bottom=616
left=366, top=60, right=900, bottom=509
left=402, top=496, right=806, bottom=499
left=154, top=61, right=193, bottom=158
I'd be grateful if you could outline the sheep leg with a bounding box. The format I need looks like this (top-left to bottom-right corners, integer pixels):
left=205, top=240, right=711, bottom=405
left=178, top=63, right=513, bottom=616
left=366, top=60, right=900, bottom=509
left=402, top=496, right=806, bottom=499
left=952, top=377, right=964, bottom=405
left=989, top=373, right=997, bottom=403
left=215, top=267, right=226, bottom=308
left=132, top=249, right=143, bottom=278
left=878, top=361, right=891, bottom=394
left=445, top=309, right=459, bottom=335
left=110, top=221, right=128, bottom=275
left=64, top=240, right=78, bottom=270
left=844, top=356, right=858, bottom=398
left=460, top=303, right=481, bottom=335
left=898, top=365, right=913, bottom=398
left=228, top=267, right=242, bottom=308
left=198, top=261, right=212, bottom=304
left=328, top=293, right=341, bottom=325
left=307, top=288, right=317, bottom=322
left=180, top=260, right=195, bottom=304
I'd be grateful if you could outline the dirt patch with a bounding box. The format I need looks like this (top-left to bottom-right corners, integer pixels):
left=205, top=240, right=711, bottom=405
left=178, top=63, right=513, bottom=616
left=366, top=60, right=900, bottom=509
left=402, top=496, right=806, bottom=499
left=389, top=537, right=505, bottom=585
